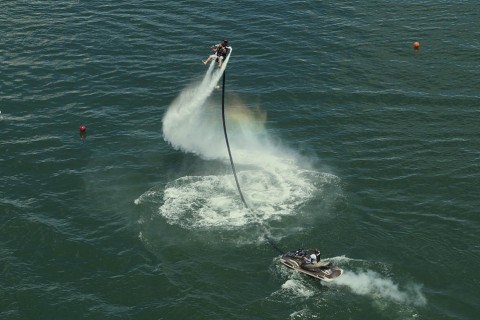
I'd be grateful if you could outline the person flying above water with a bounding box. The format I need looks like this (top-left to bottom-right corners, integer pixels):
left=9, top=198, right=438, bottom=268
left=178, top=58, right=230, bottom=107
left=202, top=39, right=229, bottom=68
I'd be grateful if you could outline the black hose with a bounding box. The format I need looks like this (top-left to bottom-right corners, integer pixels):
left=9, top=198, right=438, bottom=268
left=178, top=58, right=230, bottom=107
left=265, top=235, right=285, bottom=254
left=221, top=70, right=285, bottom=255
left=221, top=71, right=248, bottom=209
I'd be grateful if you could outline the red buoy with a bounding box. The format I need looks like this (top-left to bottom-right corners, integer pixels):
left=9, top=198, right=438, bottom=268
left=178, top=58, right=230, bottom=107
left=413, top=41, right=420, bottom=50
left=79, top=125, right=87, bottom=132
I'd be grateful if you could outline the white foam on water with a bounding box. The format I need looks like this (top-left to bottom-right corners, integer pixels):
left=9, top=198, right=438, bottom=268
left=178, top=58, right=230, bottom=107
left=281, top=279, right=315, bottom=298
left=136, top=167, right=338, bottom=229
left=326, top=270, right=427, bottom=306
left=270, top=263, right=316, bottom=300
left=289, top=309, right=311, bottom=319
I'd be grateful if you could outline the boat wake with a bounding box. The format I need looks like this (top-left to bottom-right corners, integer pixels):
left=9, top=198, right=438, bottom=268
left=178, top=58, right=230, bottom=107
left=322, top=256, right=427, bottom=306
left=325, top=269, right=427, bottom=306
left=323, top=256, right=426, bottom=306
left=272, top=255, right=426, bottom=318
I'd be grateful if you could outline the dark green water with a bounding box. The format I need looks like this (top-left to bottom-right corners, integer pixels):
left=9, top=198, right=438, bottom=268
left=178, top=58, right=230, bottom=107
left=1, top=1, right=479, bottom=319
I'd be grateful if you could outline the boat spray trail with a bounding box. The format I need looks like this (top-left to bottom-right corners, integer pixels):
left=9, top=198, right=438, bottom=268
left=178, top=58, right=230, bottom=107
left=325, top=269, right=427, bottom=306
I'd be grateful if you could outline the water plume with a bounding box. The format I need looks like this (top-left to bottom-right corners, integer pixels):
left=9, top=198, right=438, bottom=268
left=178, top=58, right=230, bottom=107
left=162, top=51, right=232, bottom=160
left=145, top=49, right=341, bottom=231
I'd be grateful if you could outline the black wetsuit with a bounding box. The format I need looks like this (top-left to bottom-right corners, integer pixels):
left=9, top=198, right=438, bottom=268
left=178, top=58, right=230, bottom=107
left=216, top=46, right=227, bottom=60
left=223, top=42, right=230, bottom=56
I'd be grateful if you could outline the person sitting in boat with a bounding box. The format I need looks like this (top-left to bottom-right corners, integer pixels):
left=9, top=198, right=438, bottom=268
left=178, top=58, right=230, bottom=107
left=302, top=254, right=313, bottom=264
left=300, top=249, right=321, bottom=267
left=310, top=248, right=321, bottom=263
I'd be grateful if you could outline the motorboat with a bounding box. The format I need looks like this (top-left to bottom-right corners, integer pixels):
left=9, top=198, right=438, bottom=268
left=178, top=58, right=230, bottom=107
left=280, top=249, right=343, bottom=282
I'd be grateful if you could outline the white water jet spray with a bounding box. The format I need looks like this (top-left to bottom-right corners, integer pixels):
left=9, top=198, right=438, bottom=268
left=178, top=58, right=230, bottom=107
left=162, top=48, right=233, bottom=159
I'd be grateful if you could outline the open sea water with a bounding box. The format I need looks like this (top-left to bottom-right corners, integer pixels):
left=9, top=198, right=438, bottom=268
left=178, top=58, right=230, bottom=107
left=1, top=1, right=479, bottom=319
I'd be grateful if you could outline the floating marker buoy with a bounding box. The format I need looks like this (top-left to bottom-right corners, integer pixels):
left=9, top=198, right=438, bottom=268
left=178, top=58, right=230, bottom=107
left=215, top=85, right=220, bottom=90
left=79, top=125, right=87, bottom=140
left=413, top=41, right=420, bottom=50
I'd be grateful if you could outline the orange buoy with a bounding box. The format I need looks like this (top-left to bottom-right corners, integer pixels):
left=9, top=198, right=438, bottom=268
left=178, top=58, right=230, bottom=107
left=413, top=41, right=420, bottom=50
